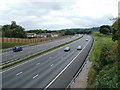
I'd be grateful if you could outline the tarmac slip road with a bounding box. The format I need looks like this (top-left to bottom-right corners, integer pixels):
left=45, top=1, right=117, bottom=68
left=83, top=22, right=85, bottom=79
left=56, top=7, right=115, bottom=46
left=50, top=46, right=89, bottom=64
left=2, top=35, right=80, bottom=63
left=2, top=35, right=93, bottom=88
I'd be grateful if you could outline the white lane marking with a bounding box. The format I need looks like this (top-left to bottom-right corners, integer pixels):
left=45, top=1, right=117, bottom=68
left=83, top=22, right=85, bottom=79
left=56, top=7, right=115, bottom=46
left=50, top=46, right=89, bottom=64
left=50, top=64, right=54, bottom=67
left=33, top=74, right=38, bottom=79
left=44, top=38, right=91, bottom=89
left=36, top=63, right=40, bottom=65
left=2, top=36, right=86, bottom=73
left=16, top=72, right=22, bottom=76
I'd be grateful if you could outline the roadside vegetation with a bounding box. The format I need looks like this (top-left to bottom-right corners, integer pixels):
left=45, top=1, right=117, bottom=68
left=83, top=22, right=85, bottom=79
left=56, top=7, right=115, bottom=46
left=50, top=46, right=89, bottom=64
left=1, top=42, right=31, bottom=49
left=0, top=21, right=93, bottom=39
left=87, top=18, right=119, bottom=88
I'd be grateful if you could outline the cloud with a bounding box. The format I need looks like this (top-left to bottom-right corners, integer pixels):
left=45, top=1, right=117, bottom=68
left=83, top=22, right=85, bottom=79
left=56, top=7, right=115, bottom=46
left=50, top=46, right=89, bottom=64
left=0, top=0, right=119, bottom=30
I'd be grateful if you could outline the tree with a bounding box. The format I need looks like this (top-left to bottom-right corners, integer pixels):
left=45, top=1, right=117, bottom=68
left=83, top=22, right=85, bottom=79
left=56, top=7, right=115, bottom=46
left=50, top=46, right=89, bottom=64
left=101, top=28, right=110, bottom=34
left=99, top=25, right=111, bottom=34
left=112, top=18, right=120, bottom=58
left=11, top=21, right=17, bottom=28
left=112, top=18, right=120, bottom=41
left=2, top=21, right=27, bottom=38
left=64, top=29, right=75, bottom=35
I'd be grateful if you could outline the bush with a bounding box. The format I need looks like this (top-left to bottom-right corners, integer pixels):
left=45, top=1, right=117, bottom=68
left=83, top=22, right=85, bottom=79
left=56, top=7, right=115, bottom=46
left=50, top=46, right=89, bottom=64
left=88, top=32, right=119, bottom=88
left=96, top=44, right=111, bottom=69
left=96, top=64, right=118, bottom=88
left=99, top=25, right=111, bottom=35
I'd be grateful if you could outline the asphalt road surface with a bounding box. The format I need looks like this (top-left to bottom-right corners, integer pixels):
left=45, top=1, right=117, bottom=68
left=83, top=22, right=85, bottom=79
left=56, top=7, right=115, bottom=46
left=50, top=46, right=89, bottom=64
left=2, top=35, right=93, bottom=88
left=2, top=35, right=80, bottom=63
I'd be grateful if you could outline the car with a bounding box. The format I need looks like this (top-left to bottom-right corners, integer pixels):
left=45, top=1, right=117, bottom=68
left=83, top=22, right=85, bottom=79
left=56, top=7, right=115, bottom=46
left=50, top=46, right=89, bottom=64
left=77, top=46, right=82, bottom=50
left=64, top=47, right=70, bottom=52
left=12, top=46, right=23, bottom=52
left=86, top=39, right=88, bottom=41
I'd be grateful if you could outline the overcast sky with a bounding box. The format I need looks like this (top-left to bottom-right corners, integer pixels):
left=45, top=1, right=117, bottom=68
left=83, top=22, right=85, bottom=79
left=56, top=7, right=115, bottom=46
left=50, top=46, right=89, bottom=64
left=0, top=0, right=119, bottom=30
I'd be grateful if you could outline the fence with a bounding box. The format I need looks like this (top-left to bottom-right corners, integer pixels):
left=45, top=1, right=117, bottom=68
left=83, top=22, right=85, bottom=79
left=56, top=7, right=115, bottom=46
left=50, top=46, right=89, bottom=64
left=0, top=36, right=70, bottom=43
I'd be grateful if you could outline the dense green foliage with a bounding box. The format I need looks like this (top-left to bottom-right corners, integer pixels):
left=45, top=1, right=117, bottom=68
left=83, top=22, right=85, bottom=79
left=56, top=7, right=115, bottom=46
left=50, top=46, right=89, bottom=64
left=96, top=64, right=118, bottom=88
left=88, top=19, right=119, bottom=88
left=88, top=32, right=119, bottom=88
left=95, top=44, right=119, bottom=88
left=91, top=27, right=100, bottom=32
left=99, top=25, right=112, bottom=35
left=112, top=18, right=120, bottom=41
left=27, top=29, right=92, bottom=36
left=27, top=29, right=76, bottom=35
left=1, top=21, right=27, bottom=38
left=64, top=29, right=75, bottom=35
left=26, top=29, right=58, bottom=34
left=75, top=30, right=92, bottom=34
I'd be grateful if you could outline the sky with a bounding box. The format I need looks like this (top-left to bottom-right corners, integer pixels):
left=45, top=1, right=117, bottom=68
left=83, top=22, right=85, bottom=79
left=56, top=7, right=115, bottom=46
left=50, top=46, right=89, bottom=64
left=0, top=0, right=119, bottom=30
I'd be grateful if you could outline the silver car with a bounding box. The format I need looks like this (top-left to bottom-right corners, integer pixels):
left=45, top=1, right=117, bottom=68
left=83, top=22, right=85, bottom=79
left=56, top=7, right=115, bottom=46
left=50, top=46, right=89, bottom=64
left=64, top=47, right=70, bottom=52
left=86, top=39, right=88, bottom=41
left=77, top=46, right=82, bottom=50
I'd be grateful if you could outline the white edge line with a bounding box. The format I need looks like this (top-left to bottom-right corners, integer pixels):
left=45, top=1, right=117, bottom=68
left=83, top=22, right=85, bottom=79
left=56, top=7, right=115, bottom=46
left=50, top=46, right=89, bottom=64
left=2, top=36, right=82, bottom=73
left=33, top=74, right=38, bottom=79
left=16, top=72, right=22, bottom=76
left=44, top=37, right=91, bottom=89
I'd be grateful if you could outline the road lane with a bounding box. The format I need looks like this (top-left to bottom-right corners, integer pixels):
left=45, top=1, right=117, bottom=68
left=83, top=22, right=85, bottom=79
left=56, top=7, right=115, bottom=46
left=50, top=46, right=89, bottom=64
left=3, top=35, right=86, bottom=76
left=3, top=37, right=85, bottom=80
left=48, top=36, right=93, bottom=88
left=2, top=35, right=80, bottom=63
left=2, top=35, right=92, bottom=88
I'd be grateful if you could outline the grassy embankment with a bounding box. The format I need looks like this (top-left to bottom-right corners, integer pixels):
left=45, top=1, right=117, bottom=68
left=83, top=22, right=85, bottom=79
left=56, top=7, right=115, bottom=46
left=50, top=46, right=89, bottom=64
left=1, top=42, right=31, bottom=49
left=88, top=32, right=119, bottom=88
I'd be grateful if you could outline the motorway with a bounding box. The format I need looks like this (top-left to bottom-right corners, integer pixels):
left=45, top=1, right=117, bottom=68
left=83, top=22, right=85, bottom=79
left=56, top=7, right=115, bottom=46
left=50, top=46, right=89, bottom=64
left=2, top=35, right=93, bottom=88
left=2, top=35, right=80, bottom=63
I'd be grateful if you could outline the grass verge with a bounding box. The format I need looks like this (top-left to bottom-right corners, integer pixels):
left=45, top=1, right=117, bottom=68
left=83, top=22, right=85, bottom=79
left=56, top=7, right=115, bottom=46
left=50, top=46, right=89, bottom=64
left=89, top=32, right=115, bottom=61
left=1, top=42, right=31, bottom=49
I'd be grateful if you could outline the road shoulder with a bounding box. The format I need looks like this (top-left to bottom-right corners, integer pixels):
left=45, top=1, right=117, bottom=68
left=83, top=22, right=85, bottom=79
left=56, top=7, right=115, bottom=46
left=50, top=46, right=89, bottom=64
left=70, top=59, right=92, bottom=88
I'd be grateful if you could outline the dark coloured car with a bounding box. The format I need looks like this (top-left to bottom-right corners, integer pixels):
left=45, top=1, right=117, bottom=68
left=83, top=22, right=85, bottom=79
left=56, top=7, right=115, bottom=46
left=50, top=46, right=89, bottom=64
left=64, top=47, right=70, bottom=52
left=12, top=46, right=23, bottom=52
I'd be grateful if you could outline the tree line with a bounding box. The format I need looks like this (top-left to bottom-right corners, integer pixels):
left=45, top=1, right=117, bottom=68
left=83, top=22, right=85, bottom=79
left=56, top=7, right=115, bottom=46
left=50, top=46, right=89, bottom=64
left=0, top=21, right=93, bottom=38
left=1, top=20, right=117, bottom=39
left=1, top=21, right=27, bottom=38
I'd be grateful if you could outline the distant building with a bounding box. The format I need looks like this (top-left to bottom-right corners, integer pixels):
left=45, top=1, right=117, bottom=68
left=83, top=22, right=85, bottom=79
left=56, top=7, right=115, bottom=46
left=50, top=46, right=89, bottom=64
left=51, top=33, right=59, bottom=37
left=27, top=33, right=37, bottom=37
left=36, top=33, right=59, bottom=38
left=27, top=33, right=59, bottom=38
